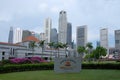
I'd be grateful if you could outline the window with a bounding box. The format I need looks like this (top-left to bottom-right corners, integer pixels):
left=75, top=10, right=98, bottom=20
left=13, top=49, right=14, bottom=55
left=60, top=12, right=62, bottom=14
left=25, top=53, right=28, bottom=56
left=2, top=57, right=4, bottom=60
left=115, top=40, right=119, bottom=44
left=44, top=57, right=48, bottom=60
left=2, top=52, right=5, bottom=55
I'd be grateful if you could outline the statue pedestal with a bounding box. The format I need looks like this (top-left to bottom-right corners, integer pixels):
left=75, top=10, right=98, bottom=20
left=54, top=57, right=81, bottom=73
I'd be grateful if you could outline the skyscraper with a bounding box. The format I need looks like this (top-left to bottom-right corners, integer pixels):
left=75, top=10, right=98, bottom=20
left=100, top=28, right=109, bottom=55
left=44, top=18, right=52, bottom=43
left=115, top=30, right=120, bottom=49
left=76, top=25, right=87, bottom=48
left=8, top=27, right=13, bottom=43
left=51, top=28, right=58, bottom=43
left=100, top=28, right=108, bottom=49
left=13, top=28, right=23, bottom=43
left=67, top=22, right=72, bottom=46
left=22, top=30, right=32, bottom=41
left=58, top=10, right=67, bottom=44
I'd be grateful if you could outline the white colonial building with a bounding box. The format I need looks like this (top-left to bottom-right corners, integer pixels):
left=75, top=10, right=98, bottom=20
left=0, top=42, right=27, bottom=61
left=0, top=36, right=76, bottom=61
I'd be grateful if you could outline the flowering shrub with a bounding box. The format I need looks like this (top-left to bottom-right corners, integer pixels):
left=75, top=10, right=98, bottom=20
left=10, top=57, right=46, bottom=64
left=30, top=57, right=46, bottom=63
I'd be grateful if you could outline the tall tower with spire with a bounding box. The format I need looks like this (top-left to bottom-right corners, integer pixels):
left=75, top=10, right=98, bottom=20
left=58, top=10, right=68, bottom=44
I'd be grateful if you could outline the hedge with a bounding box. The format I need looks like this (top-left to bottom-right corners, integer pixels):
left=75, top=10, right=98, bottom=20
left=82, top=63, right=120, bottom=69
left=0, top=63, right=120, bottom=73
left=0, top=63, right=53, bottom=74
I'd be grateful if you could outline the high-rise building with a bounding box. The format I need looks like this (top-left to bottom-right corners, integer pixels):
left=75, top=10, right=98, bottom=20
left=40, top=33, right=45, bottom=41
left=44, top=18, right=52, bottom=43
left=76, top=25, right=87, bottom=48
left=115, top=30, right=120, bottom=49
left=67, top=22, right=72, bottom=46
left=58, top=10, right=68, bottom=44
left=100, top=28, right=109, bottom=55
left=13, top=28, right=23, bottom=43
left=22, top=30, right=32, bottom=41
left=8, top=27, right=13, bottom=43
left=100, top=28, right=108, bottom=48
left=51, top=28, right=58, bottom=43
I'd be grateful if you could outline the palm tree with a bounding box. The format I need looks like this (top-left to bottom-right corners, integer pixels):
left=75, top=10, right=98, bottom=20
left=63, top=43, right=68, bottom=57
left=48, top=42, right=54, bottom=60
left=53, top=43, right=59, bottom=57
left=29, top=41, right=37, bottom=57
left=38, top=40, right=45, bottom=58
left=77, top=46, right=86, bottom=59
left=86, top=42, right=93, bottom=62
left=54, top=42, right=63, bottom=58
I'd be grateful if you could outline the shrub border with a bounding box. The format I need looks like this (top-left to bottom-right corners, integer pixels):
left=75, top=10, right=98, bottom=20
left=0, top=63, right=120, bottom=73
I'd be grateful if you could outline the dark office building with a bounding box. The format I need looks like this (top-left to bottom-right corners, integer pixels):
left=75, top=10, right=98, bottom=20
left=8, top=27, right=13, bottom=43
left=67, top=22, right=72, bottom=46
left=22, top=30, right=32, bottom=41
left=50, top=28, right=58, bottom=43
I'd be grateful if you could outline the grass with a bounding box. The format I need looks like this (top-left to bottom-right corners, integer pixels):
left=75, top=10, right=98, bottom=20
left=0, top=69, right=120, bottom=80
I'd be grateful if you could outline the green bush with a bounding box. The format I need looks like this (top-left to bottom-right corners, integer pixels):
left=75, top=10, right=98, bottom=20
left=1, top=60, right=11, bottom=64
left=82, top=63, right=120, bottom=69
left=0, top=63, right=54, bottom=73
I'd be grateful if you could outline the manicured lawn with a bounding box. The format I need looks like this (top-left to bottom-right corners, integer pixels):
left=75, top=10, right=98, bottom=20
left=0, top=69, right=120, bottom=80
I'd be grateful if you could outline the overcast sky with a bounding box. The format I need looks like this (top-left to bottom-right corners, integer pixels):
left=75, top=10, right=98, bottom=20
left=0, top=0, right=120, bottom=47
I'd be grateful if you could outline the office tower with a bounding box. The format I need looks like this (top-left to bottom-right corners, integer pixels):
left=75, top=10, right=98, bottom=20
left=22, top=30, right=32, bottom=41
left=58, top=10, right=68, bottom=44
left=51, top=28, right=58, bottom=43
left=100, top=28, right=108, bottom=48
left=100, top=28, right=109, bottom=55
left=44, top=18, right=52, bottom=43
left=76, top=25, right=87, bottom=48
left=40, top=33, right=46, bottom=41
left=115, top=30, right=120, bottom=49
left=8, top=27, right=13, bottom=43
left=13, top=28, right=23, bottom=43
left=67, top=22, right=72, bottom=46
left=31, top=31, right=40, bottom=40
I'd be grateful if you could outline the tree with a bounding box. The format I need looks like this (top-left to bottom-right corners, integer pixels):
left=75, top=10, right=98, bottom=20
left=86, top=42, right=93, bottom=50
left=77, top=46, right=86, bottom=59
left=48, top=42, right=54, bottom=60
left=53, top=42, right=63, bottom=57
left=62, top=43, right=68, bottom=57
left=93, top=46, right=107, bottom=60
left=86, top=42, right=93, bottom=61
left=38, top=40, right=45, bottom=58
left=29, top=41, right=37, bottom=57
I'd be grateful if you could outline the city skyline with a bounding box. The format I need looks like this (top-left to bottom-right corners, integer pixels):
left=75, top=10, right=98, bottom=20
left=1, top=0, right=120, bottom=47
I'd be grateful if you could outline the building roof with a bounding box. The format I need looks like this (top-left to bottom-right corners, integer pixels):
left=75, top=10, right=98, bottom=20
left=0, top=42, right=24, bottom=47
left=22, top=36, right=40, bottom=42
